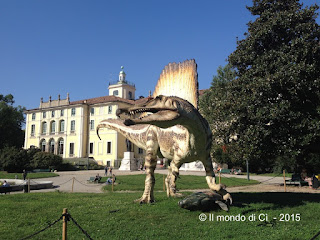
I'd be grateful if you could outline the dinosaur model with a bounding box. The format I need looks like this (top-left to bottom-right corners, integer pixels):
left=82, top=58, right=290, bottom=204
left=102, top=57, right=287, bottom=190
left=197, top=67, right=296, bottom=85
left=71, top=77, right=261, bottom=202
left=97, top=94, right=232, bottom=204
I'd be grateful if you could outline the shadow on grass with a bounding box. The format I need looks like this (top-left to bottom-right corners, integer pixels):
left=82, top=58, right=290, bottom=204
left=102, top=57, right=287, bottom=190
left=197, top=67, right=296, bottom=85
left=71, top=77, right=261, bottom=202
left=232, top=192, right=320, bottom=213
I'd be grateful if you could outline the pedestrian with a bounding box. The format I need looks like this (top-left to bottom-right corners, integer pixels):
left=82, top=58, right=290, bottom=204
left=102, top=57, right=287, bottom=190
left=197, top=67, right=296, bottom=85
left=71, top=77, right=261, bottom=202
left=22, top=170, right=27, bottom=180
left=104, top=166, right=109, bottom=176
left=109, top=167, right=113, bottom=176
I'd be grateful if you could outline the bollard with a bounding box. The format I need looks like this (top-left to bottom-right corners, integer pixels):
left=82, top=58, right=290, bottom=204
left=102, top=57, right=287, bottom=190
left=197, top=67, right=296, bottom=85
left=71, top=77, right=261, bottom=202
left=62, top=208, right=68, bottom=240
left=28, top=179, right=30, bottom=193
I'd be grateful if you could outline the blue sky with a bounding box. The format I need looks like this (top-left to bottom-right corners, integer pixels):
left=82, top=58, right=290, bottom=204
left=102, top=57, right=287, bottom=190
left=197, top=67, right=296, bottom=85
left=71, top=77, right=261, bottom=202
left=1, top=0, right=319, bottom=110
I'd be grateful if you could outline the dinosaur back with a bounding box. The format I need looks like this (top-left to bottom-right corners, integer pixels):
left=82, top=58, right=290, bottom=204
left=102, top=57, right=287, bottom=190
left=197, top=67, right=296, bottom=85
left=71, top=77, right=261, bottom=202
left=152, top=59, right=199, bottom=109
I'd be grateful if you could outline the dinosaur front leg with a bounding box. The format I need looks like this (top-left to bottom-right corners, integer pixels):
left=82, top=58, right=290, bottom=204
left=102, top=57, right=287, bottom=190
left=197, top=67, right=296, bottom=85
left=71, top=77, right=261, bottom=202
left=203, top=158, right=232, bottom=204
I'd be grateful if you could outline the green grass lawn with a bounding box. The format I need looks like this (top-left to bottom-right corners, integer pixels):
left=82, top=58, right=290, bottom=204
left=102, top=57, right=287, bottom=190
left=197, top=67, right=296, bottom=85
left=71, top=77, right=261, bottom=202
left=0, top=171, right=59, bottom=179
left=0, top=191, right=319, bottom=240
left=102, top=174, right=259, bottom=192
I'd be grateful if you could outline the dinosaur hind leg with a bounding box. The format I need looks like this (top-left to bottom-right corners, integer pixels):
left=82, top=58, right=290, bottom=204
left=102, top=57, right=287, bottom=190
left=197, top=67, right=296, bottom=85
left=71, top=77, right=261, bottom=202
left=165, top=161, right=182, bottom=197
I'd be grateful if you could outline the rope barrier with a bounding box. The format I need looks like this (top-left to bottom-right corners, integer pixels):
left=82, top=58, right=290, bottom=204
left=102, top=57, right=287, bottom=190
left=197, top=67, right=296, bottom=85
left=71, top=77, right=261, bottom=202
left=20, top=215, right=63, bottom=240
left=20, top=210, right=93, bottom=240
left=69, top=214, right=94, bottom=240
left=219, top=173, right=283, bottom=185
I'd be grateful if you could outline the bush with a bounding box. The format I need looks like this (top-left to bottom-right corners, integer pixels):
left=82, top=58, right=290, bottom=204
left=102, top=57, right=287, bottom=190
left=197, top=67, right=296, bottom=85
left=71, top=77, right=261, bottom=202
left=0, top=146, right=29, bottom=172
left=31, top=152, right=62, bottom=170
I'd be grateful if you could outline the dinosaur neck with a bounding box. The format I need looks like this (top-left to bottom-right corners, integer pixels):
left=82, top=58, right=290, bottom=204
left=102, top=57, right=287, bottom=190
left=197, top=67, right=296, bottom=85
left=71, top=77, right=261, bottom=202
left=98, top=119, right=150, bottom=148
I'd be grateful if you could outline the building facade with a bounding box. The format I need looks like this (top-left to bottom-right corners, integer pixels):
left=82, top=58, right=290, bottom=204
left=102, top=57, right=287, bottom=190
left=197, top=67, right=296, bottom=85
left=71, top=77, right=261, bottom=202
left=24, top=68, right=146, bottom=167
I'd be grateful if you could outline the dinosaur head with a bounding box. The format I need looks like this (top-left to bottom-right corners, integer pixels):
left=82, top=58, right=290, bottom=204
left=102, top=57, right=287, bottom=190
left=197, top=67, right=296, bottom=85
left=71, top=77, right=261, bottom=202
left=116, top=95, right=181, bottom=127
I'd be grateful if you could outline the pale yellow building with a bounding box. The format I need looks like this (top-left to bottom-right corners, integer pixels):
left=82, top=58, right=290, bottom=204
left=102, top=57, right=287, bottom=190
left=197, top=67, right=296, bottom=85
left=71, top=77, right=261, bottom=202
left=24, top=68, right=146, bottom=167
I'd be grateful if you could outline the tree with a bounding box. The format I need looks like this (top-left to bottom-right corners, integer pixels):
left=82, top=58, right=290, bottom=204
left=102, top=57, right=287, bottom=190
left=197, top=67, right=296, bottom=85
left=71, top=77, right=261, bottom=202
left=0, top=94, right=25, bottom=149
left=30, top=152, right=62, bottom=169
left=199, top=64, right=239, bottom=166
left=227, top=0, right=320, bottom=171
left=0, top=146, right=29, bottom=172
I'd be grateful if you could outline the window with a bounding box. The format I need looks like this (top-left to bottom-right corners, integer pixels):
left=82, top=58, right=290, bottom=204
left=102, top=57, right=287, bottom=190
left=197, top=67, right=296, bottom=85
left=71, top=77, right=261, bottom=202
left=60, top=120, right=65, bottom=132
left=99, top=107, right=104, bottom=115
left=90, top=120, right=94, bottom=130
left=32, top=113, right=36, bottom=121
left=51, top=111, right=55, bottom=118
left=90, top=108, right=94, bottom=115
left=107, top=141, right=112, bottom=154
left=51, top=121, right=56, bottom=134
left=138, top=148, right=143, bottom=154
left=40, top=139, right=46, bottom=152
left=89, top=142, right=94, bottom=154
left=58, top=139, right=64, bottom=155
left=108, top=106, right=112, bottom=114
left=113, top=90, right=118, bottom=96
left=60, top=109, right=64, bottom=117
left=71, top=108, right=76, bottom=116
left=31, top=125, right=35, bottom=136
left=42, top=122, right=47, bottom=134
left=129, top=91, right=133, bottom=100
left=69, top=143, right=74, bottom=155
left=43, top=112, right=46, bottom=118
left=70, top=120, right=75, bottom=132
left=49, top=139, right=55, bottom=154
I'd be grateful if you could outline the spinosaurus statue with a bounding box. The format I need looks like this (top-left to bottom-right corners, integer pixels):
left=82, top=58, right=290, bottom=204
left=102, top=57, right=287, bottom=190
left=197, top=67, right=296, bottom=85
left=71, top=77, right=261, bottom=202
left=97, top=60, right=232, bottom=204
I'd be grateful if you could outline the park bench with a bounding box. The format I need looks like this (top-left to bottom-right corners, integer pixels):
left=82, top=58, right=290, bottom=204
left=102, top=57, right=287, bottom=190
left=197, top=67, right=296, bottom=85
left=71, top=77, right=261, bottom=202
left=285, top=174, right=308, bottom=187
left=32, top=169, right=51, bottom=173
left=0, top=187, right=12, bottom=194
left=220, top=169, right=232, bottom=174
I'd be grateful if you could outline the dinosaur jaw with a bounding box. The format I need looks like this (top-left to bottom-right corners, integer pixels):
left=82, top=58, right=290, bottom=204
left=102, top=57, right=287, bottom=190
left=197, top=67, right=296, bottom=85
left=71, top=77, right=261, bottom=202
left=117, top=108, right=180, bottom=126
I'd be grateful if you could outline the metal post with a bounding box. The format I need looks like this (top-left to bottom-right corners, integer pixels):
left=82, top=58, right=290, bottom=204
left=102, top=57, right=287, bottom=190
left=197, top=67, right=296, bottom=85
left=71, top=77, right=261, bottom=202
left=112, top=175, right=114, bottom=192
left=72, top=177, right=75, bottom=193
left=246, top=160, right=250, bottom=181
left=163, top=175, right=165, bottom=192
left=62, top=208, right=68, bottom=240
left=283, top=170, right=286, bottom=192
left=28, top=179, right=31, bottom=193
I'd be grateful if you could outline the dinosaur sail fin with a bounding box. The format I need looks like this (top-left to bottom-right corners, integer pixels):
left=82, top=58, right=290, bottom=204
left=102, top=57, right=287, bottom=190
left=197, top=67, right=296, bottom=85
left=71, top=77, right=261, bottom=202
left=152, top=59, right=199, bottom=109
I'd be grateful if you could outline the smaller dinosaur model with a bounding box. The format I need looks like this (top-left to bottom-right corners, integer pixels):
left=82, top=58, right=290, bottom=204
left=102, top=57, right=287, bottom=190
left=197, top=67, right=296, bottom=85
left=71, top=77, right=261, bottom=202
left=178, top=191, right=229, bottom=211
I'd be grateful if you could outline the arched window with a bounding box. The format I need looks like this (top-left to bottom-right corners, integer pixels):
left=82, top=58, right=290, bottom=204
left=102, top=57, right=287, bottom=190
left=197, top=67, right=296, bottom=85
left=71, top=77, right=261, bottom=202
left=60, top=120, right=65, bottom=133
left=49, top=139, right=55, bottom=154
left=58, top=138, right=64, bottom=155
left=40, top=139, right=46, bottom=152
left=128, top=91, right=133, bottom=100
left=51, top=121, right=56, bottom=134
left=113, top=90, right=119, bottom=96
left=42, top=122, right=47, bottom=134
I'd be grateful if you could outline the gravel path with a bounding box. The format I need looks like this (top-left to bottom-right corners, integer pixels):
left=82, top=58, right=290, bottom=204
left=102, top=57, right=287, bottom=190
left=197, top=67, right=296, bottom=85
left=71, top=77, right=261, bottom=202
left=30, top=169, right=320, bottom=194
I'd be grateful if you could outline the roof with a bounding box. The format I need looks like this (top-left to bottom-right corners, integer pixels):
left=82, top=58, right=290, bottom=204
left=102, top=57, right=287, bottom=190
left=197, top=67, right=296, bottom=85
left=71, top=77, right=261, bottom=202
left=70, top=95, right=136, bottom=105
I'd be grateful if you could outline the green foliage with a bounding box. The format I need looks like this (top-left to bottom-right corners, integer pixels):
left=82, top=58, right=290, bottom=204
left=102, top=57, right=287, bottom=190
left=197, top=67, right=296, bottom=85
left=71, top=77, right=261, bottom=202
left=224, top=0, right=320, bottom=171
left=30, top=151, right=63, bottom=169
left=0, top=94, right=25, bottom=149
left=0, top=146, right=29, bottom=172
left=199, top=64, right=240, bottom=166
